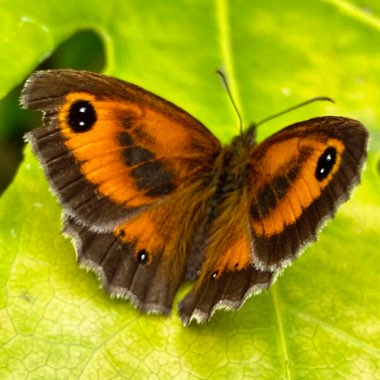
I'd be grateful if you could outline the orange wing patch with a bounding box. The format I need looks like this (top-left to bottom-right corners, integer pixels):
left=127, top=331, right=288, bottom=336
left=114, top=211, right=165, bottom=265
left=210, top=236, right=252, bottom=275
left=23, top=70, right=221, bottom=228
left=113, top=177, right=215, bottom=265
left=57, top=92, right=218, bottom=208
left=249, top=137, right=345, bottom=237
left=197, top=192, right=254, bottom=281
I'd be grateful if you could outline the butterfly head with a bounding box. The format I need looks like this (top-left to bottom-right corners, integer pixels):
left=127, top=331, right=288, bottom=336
left=229, top=122, right=257, bottom=152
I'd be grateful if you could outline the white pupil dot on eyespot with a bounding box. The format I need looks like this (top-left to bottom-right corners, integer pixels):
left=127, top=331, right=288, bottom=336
left=79, top=107, right=86, bottom=113
left=79, top=121, right=85, bottom=126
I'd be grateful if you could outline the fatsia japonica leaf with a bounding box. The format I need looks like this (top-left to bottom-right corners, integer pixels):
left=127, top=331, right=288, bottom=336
left=0, top=0, right=379, bottom=378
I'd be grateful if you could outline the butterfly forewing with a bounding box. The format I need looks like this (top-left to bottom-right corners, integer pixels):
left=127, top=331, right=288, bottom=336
left=247, top=116, right=368, bottom=271
left=22, top=70, right=221, bottom=231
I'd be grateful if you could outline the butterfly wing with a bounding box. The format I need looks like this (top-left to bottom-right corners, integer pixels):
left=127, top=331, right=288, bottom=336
left=22, top=69, right=220, bottom=230
left=23, top=70, right=368, bottom=324
left=62, top=162, right=216, bottom=314
left=247, top=116, right=368, bottom=270
left=179, top=156, right=276, bottom=325
left=22, top=69, right=221, bottom=315
left=179, top=116, right=367, bottom=324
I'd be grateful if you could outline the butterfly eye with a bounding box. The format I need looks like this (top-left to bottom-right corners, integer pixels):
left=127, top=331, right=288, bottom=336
left=137, top=249, right=149, bottom=264
left=315, top=146, right=337, bottom=181
left=68, top=100, right=97, bottom=132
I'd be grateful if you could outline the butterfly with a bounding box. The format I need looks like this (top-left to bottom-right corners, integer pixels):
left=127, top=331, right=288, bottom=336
left=21, top=69, right=368, bottom=325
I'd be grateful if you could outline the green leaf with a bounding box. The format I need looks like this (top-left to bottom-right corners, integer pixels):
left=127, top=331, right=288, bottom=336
left=1, top=1, right=380, bottom=378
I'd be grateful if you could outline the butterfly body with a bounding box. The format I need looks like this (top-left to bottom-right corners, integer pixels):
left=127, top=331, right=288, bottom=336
left=22, top=69, right=368, bottom=325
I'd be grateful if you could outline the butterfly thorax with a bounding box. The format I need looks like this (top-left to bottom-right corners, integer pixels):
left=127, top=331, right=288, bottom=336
left=211, top=132, right=252, bottom=195
left=193, top=133, right=252, bottom=235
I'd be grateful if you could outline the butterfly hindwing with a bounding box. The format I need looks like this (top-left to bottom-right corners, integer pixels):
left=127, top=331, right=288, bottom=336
left=179, top=164, right=274, bottom=324
left=64, top=172, right=215, bottom=314
left=179, top=266, right=275, bottom=325
left=22, top=69, right=220, bottom=231
left=65, top=216, right=181, bottom=314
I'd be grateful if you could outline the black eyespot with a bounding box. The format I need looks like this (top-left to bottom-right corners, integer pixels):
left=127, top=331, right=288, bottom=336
left=68, top=100, right=97, bottom=132
left=211, top=270, right=219, bottom=280
left=137, top=249, right=149, bottom=264
left=118, top=229, right=126, bottom=238
left=315, top=146, right=337, bottom=181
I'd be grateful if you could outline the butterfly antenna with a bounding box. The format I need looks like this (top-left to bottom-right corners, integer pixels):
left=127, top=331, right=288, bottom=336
left=256, top=96, right=334, bottom=127
left=217, top=70, right=243, bottom=134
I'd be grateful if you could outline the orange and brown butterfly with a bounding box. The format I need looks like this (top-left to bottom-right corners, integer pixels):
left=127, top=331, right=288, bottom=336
left=21, top=69, right=368, bottom=325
